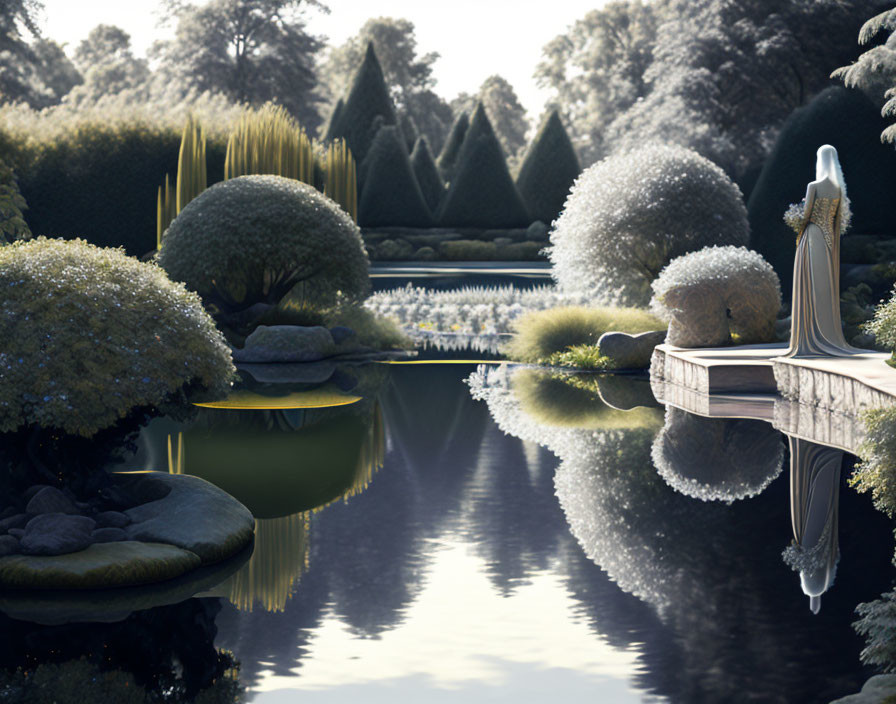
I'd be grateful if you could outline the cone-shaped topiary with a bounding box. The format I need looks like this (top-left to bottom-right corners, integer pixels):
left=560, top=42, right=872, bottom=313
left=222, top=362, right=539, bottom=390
left=516, top=110, right=580, bottom=224
left=550, top=144, right=749, bottom=306
left=748, top=86, right=896, bottom=291
left=157, top=175, right=369, bottom=320
left=410, top=137, right=445, bottom=213
left=327, top=43, right=397, bottom=164
left=438, top=103, right=530, bottom=228
left=358, top=126, right=433, bottom=227
left=0, top=238, right=235, bottom=437
left=322, top=97, right=344, bottom=142
left=436, top=111, right=469, bottom=183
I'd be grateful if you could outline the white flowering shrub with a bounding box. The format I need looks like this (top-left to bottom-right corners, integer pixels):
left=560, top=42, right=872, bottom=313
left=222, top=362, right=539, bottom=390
left=548, top=144, right=749, bottom=307
left=364, top=284, right=596, bottom=352
left=650, top=245, right=781, bottom=347
left=651, top=407, right=783, bottom=503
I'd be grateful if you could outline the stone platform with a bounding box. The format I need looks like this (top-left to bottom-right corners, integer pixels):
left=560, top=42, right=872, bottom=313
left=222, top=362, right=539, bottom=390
left=651, top=343, right=896, bottom=410
left=649, top=342, right=896, bottom=454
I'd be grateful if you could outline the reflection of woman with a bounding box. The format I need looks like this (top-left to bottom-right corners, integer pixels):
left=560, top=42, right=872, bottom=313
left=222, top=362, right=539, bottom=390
left=785, top=145, right=855, bottom=357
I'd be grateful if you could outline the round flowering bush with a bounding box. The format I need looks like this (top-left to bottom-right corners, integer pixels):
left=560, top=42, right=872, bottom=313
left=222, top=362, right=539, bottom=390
left=650, top=245, right=781, bottom=347
left=548, top=144, right=749, bottom=306
left=651, top=407, right=784, bottom=503
left=157, top=175, right=370, bottom=324
left=0, top=238, right=235, bottom=437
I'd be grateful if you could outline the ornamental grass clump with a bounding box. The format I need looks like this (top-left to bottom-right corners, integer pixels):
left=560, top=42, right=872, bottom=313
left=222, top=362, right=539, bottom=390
left=650, top=245, right=781, bottom=348
left=0, top=238, right=235, bottom=438
left=504, top=306, right=665, bottom=366
left=549, top=144, right=749, bottom=307
left=157, top=175, right=369, bottom=335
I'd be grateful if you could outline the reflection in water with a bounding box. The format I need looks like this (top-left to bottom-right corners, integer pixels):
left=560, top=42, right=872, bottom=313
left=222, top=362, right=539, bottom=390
left=225, top=513, right=310, bottom=613
left=784, top=437, right=843, bottom=614
left=0, top=598, right=239, bottom=701
left=166, top=388, right=386, bottom=614
left=652, top=406, right=784, bottom=503
left=466, top=364, right=891, bottom=703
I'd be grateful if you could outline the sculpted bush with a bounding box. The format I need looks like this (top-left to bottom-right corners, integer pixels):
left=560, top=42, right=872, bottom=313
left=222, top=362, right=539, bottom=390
left=650, top=246, right=781, bottom=347
left=157, top=175, right=370, bottom=326
left=0, top=238, right=235, bottom=437
left=549, top=144, right=749, bottom=306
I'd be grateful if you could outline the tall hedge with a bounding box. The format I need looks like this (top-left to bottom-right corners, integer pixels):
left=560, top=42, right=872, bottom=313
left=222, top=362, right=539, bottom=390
left=516, top=110, right=581, bottom=224
left=748, top=86, right=896, bottom=291
left=322, top=97, right=344, bottom=142
left=327, top=43, right=397, bottom=164
left=410, top=137, right=444, bottom=213
left=436, top=111, right=469, bottom=184
left=0, top=125, right=226, bottom=257
left=358, top=126, right=433, bottom=227
left=437, top=103, right=530, bottom=228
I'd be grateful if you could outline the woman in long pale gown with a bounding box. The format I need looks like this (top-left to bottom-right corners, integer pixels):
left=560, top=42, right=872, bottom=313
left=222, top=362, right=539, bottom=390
left=784, top=145, right=855, bottom=357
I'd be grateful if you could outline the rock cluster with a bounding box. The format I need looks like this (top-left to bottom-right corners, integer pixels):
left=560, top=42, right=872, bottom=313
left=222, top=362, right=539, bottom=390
left=0, top=485, right=134, bottom=558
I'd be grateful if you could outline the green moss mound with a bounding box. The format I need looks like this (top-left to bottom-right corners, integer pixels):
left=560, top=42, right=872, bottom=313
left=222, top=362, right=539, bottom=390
left=410, top=137, right=445, bottom=213
left=327, top=43, right=397, bottom=164
left=516, top=110, right=581, bottom=224
left=438, top=104, right=530, bottom=228
left=436, top=111, right=469, bottom=183
left=0, top=238, right=235, bottom=437
left=504, top=305, right=666, bottom=364
left=748, top=86, right=896, bottom=291
left=358, top=126, right=433, bottom=227
left=157, top=175, right=370, bottom=317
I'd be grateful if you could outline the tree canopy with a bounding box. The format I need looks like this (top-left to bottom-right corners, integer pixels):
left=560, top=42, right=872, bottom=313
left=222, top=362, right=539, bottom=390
left=66, top=25, right=148, bottom=104
left=152, top=0, right=327, bottom=129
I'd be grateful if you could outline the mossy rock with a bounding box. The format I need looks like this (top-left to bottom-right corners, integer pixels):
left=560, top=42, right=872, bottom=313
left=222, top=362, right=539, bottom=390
left=124, top=472, right=255, bottom=564
left=0, top=542, right=200, bottom=590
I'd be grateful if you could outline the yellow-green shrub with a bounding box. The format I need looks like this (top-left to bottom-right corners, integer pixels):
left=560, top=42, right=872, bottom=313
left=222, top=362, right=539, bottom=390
left=504, top=305, right=665, bottom=364
left=0, top=238, right=235, bottom=437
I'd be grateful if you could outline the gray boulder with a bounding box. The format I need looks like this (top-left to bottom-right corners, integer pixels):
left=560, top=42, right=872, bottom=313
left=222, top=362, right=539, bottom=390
left=0, top=513, right=27, bottom=532
left=94, top=511, right=131, bottom=529
left=20, top=514, right=96, bottom=556
left=91, top=527, right=129, bottom=543
left=26, top=486, right=78, bottom=516
left=0, top=535, right=19, bottom=557
left=598, top=330, right=667, bottom=370
left=231, top=325, right=336, bottom=364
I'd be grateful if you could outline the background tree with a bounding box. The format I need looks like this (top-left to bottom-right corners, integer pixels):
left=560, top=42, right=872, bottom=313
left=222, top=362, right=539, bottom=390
left=602, top=0, right=884, bottom=182
left=0, top=0, right=47, bottom=106
left=152, top=0, right=327, bottom=130
left=535, top=0, right=662, bottom=165
left=451, top=75, right=529, bottom=169
left=28, top=39, right=81, bottom=107
left=319, top=17, right=453, bottom=152
left=66, top=25, right=148, bottom=104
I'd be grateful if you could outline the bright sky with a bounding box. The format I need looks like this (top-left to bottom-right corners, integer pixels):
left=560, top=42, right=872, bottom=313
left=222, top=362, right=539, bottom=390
left=37, top=0, right=608, bottom=119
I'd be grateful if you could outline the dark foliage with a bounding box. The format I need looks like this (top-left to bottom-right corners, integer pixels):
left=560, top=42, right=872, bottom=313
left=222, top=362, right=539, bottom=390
left=436, top=110, right=469, bottom=183
left=1, top=125, right=226, bottom=256
left=748, top=86, right=896, bottom=292
left=358, top=126, right=433, bottom=227
left=327, top=43, right=397, bottom=164
left=410, top=137, right=444, bottom=213
left=437, top=104, right=530, bottom=228
left=516, top=110, right=581, bottom=224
